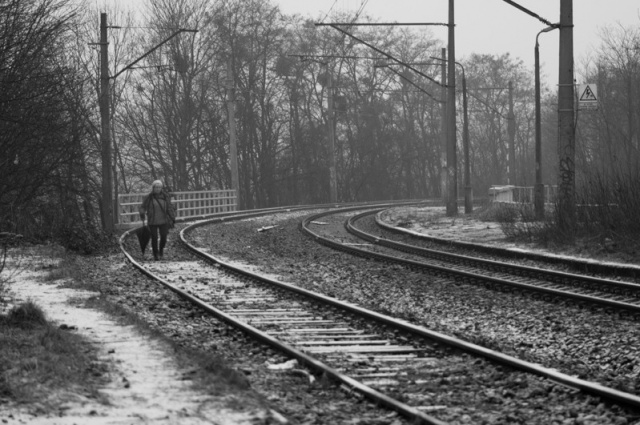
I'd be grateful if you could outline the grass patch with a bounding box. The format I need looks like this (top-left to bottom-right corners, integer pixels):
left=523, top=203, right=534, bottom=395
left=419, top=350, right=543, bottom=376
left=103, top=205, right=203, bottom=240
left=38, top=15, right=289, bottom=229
left=382, top=206, right=445, bottom=229
left=41, top=254, right=85, bottom=284
left=473, top=202, right=520, bottom=223
left=0, top=301, right=106, bottom=409
left=1, top=245, right=260, bottom=414
left=473, top=202, right=549, bottom=242
left=474, top=193, right=640, bottom=261
left=1, top=244, right=67, bottom=308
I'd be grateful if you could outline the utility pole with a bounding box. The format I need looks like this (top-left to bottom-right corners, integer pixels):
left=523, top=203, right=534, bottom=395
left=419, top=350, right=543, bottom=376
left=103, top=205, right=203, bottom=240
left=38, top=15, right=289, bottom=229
left=99, top=13, right=113, bottom=233
left=327, top=68, right=337, bottom=203
left=227, top=60, right=240, bottom=207
left=440, top=48, right=447, bottom=206
left=507, top=81, right=516, bottom=185
left=431, top=53, right=471, bottom=213
left=446, top=0, right=457, bottom=216
left=501, top=1, right=560, bottom=219
left=557, top=0, right=575, bottom=237
left=535, top=32, right=544, bottom=219
left=461, top=65, right=472, bottom=213
left=95, top=16, right=197, bottom=230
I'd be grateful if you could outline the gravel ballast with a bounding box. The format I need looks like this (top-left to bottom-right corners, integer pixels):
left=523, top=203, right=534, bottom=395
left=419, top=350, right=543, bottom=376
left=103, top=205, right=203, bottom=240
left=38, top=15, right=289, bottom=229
left=188, top=209, right=640, bottom=424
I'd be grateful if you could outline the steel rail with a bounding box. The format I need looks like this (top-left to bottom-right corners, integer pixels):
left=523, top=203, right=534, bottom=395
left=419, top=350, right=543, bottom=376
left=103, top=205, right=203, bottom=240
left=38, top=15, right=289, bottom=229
left=375, top=210, right=640, bottom=278
left=179, top=202, right=449, bottom=424
left=120, top=203, right=446, bottom=425
left=344, top=210, right=640, bottom=313
left=154, top=199, right=416, bottom=227
left=342, top=215, right=640, bottom=313
left=298, top=207, right=640, bottom=410
left=118, top=252, right=444, bottom=424
left=370, top=209, right=640, bottom=291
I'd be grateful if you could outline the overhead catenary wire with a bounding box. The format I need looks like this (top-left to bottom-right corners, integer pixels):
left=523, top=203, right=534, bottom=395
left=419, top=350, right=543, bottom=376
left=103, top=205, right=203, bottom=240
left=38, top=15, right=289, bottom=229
left=320, top=0, right=340, bottom=24
left=501, top=0, right=555, bottom=27
left=319, top=23, right=444, bottom=88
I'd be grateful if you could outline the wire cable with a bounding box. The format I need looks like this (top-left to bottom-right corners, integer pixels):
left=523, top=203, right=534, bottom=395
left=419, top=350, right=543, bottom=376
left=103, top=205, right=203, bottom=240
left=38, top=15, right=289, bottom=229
left=501, top=0, right=555, bottom=27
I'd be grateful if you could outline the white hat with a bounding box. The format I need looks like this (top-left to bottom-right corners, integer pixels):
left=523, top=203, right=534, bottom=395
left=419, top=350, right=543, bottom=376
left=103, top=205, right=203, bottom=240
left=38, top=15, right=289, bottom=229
left=151, top=180, right=163, bottom=189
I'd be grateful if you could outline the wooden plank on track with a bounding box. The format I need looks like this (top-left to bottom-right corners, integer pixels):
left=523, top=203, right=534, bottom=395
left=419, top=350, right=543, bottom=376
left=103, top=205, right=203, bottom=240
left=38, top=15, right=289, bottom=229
left=295, top=340, right=390, bottom=346
left=303, top=346, right=423, bottom=354
left=246, top=319, right=339, bottom=325
left=284, top=334, right=381, bottom=340
left=266, top=328, right=354, bottom=334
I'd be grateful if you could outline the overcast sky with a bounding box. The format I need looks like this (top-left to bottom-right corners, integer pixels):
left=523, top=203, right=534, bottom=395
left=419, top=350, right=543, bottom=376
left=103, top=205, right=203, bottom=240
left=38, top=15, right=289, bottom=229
left=277, top=0, right=640, bottom=86
left=104, top=0, right=640, bottom=86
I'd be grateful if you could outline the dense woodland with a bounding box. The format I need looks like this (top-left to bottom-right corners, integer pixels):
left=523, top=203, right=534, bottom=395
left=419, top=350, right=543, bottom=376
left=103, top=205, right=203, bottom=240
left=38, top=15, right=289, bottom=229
left=1, top=0, right=640, bottom=249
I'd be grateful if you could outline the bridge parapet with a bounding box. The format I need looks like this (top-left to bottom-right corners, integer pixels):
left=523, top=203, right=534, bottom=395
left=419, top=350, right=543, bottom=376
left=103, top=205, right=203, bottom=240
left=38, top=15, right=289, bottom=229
left=117, top=189, right=236, bottom=226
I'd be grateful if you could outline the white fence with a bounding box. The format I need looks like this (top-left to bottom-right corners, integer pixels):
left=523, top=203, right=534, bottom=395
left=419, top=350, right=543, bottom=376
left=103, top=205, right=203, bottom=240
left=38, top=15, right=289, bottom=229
left=489, top=185, right=557, bottom=204
left=118, top=189, right=237, bottom=224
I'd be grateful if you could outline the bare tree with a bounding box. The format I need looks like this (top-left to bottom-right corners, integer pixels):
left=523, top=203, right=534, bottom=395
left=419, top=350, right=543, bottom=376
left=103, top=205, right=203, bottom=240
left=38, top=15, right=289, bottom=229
left=0, top=0, right=91, bottom=241
left=463, top=53, right=535, bottom=195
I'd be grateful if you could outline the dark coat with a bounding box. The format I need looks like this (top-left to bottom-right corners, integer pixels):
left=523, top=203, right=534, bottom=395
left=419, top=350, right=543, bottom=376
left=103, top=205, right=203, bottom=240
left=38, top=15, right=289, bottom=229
left=139, top=191, right=176, bottom=226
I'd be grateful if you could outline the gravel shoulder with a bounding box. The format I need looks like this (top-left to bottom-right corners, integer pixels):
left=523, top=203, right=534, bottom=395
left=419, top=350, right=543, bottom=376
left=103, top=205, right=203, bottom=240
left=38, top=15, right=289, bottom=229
left=3, top=205, right=640, bottom=425
left=190, top=208, right=640, bottom=424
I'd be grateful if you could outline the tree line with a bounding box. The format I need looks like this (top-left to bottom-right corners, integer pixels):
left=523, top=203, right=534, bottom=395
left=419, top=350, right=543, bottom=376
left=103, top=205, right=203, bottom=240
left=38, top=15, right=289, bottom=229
left=1, top=0, right=639, bottom=250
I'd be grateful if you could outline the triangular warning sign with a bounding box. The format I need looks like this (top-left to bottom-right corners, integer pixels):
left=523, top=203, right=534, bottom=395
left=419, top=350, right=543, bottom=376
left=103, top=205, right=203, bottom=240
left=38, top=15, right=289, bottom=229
left=579, top=84, right=597, bottom=102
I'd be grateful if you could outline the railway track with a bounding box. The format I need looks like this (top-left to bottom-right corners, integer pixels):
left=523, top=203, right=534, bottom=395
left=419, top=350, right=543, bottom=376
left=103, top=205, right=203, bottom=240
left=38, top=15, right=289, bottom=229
left=120, top=204, right=640, bottom=424
left=300, top=207, right=640, bottom=317
left=373, top=210, right=640, bottom=280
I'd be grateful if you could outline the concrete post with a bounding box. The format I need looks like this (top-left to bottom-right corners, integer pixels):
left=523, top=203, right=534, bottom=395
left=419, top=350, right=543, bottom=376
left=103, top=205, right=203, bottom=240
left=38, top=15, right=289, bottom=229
left=557, top=0, right=575, bottom=237
left=446, top=0, right=458, bottom=216
left=100, top=13, right=113, bottom=233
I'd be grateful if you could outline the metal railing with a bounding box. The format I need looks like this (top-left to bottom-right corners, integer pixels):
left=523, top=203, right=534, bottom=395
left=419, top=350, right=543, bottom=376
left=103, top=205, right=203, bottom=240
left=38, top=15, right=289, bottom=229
left=118, top=189, right=237, bottom=224
left=489, top=185, right=557, bottom=204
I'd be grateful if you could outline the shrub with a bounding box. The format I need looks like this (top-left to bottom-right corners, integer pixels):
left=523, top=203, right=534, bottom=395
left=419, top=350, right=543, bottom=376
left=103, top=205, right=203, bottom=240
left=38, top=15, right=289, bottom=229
left=483, top=171, right=640, bottom=254
left=6, top=301, right=48, bottom=329
left=474, top=203, right=519, bottom=224
left=56, top=222, right=114, bottom=254
left=475, top=203, right=561, bottom=245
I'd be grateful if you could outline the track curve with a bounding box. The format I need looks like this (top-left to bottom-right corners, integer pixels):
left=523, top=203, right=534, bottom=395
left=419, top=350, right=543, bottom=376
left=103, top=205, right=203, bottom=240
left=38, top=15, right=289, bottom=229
left=118, top=204, right=640, bottom=424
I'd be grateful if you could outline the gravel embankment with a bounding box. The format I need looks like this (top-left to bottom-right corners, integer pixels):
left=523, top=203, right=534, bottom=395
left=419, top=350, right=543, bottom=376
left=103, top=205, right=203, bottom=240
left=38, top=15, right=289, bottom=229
left=188, top=211, right=640, bottom=424
left=103, top=225, right=414, bottom=425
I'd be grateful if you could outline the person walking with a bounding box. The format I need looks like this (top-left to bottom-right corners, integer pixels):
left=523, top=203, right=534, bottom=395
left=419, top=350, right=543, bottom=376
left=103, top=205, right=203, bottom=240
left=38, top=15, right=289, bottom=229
left=139, top=180, right=176, bottom=261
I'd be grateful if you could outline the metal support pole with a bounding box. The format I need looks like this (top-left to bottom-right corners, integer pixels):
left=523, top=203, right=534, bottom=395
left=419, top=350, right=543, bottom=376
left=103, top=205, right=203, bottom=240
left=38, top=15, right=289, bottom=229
left=446, top=0, right=457, bottom=216
left=327, top=69, right=337, bottom=203
left=95, top=18, right=197, bottom=226
left=429, top=55, right=470, bottom=213
left=100, top=13, right=113, bottom=233
left=113, top=143, right=119, bottom=225
left=534, top=25, right=558, bottom=219
left=462, top=70, right=472, bottom=213
left=557, top=0, right=575, bottom=237
left=227, top=60, right=240, bottom=207
left=507, top=81, right=516, bottom=185
left=534, top=36, right=544, bottom=219
left=440, top=48, right=447, bottom=205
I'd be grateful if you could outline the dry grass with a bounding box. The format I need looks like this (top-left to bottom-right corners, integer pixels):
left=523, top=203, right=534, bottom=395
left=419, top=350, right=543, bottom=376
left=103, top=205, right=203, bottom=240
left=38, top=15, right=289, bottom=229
left=475, top=173, right=640, bottom=260
left=1, top=247, right=255, bottom=413
left=0, top=301, right=106, bottom=408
